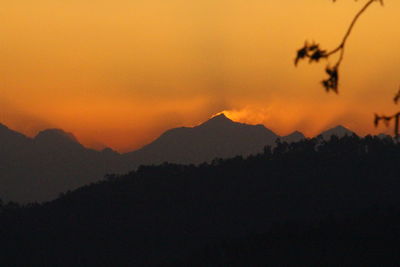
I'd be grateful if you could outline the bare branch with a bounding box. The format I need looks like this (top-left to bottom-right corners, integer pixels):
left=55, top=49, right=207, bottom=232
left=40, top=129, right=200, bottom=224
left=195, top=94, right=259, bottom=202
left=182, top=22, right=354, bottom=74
left=296, top=1, right=400, bottom=138
left=375, top=113, right=400, bottom=140
left=294, top=0, right=383, bottom=93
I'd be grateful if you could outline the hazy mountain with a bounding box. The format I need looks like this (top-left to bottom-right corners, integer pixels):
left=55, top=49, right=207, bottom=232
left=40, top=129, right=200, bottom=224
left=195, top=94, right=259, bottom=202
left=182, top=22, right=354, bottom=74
left=282, top=131, right=305, bottom=143
left=0, top=127, right=130, bottom=203
left=33, top=129, right=86, bottom=154
left=0, top=116, right=365, bottom=203
left=319, top=125, right=356, bottom=140
left=0, top=123, right=31, bottom=155
left=1, top=115, right=282, bottom=202
left=124, top=114, right=279, bottom=165
left=34, top=128, right=81, bottom=145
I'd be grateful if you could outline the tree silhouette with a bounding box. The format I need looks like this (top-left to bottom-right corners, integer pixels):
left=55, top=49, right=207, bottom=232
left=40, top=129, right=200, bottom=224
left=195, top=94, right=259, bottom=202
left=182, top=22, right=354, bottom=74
left=1, top=136, right=400, bottom=265
left=375, top=87, right=400, bottom=139
left=375, top=112, right=400, bottom=139
left=295, top=0, right=400, bottom=139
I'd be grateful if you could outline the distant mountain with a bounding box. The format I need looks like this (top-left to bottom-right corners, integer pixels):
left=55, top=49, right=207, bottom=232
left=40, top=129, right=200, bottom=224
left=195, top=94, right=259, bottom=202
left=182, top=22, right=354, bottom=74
left=319, top=125, right=356, bottom=140
left=34, top=129, right=85, bottom=152
left=0, top=123, right=31, bottom=155
left=0, top=126, right=130, bottom=203
left=282, top=131, right=305, bottom=143
left=124, top=114, right=279, bottom=165
left=0, top=117, right=367, bottom=203
left=35, top=128, right=80, bottom=145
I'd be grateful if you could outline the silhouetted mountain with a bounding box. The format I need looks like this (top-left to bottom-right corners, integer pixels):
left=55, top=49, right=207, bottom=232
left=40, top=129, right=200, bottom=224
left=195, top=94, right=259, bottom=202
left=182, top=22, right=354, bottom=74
left=282, top=130, right=305, bottom=143
left=35, top=128, right=79, bottom=144
left=319, top=125, right=355, bottom=139
left=101, top=147, right=120, bottom=155
left=0, top=117, right=364, bottom=203
left=1, top=136, right=400, bottom=266
left=0, top=125, right=130, bottom=203
left=0, top=123, right=31, bottom=154
left=124, top=113, right=279, bottom=165
left=34, top=129, right=84, bottom=152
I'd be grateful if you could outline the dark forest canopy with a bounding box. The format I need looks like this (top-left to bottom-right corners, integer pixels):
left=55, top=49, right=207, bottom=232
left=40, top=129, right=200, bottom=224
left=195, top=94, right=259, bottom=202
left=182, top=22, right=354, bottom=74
left=1, top=135, right=400, bottom=266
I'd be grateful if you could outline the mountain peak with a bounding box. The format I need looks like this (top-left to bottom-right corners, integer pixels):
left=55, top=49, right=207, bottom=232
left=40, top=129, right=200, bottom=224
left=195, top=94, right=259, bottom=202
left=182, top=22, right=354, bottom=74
left=288, top=130, right=304, bottom=136
left=327, top=125, right=354, bottom=134
left=0, top=123, right=31, bottom=146
left=209, top=113, right=232, bottom=122
left=198, top=113, right=234, bottom=128
left=319, top=125, right=355, bottom=139
left=331, top=125, right=349, bottom=131
left=282, top=131, right=305, bottom=143
left=35, top=129, right=80, bottom=145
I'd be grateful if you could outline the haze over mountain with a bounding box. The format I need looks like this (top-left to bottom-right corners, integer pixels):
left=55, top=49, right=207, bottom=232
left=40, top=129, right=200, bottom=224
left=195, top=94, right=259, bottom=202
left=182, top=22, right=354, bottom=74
left=0, top=114, right=365, bottom=203
left=0, top=125, right=129, bottom=202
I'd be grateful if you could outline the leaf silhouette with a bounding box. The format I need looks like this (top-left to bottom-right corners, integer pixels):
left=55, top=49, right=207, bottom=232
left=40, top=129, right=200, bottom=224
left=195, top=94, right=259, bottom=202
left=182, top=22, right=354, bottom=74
left=322, top=66, right=339, bottom=93
left=394, top=88, right=400, bottom=104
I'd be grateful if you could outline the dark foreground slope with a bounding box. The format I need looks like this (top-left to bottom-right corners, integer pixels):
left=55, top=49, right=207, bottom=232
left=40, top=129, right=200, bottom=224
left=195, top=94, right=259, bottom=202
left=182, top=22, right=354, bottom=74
left=0, top=135, right=400, bottom=266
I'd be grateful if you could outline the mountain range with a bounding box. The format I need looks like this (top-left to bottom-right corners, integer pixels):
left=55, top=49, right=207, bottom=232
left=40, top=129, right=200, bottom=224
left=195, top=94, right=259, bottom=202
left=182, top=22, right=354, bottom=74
left=0, top=113, right=361, bottom=202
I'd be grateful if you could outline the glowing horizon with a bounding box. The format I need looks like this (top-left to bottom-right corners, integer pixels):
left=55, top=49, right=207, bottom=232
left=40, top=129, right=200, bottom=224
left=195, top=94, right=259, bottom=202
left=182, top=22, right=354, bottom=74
left=0, top=109, right=394, bottom=153
left=1, top=0, right=399, bottom=152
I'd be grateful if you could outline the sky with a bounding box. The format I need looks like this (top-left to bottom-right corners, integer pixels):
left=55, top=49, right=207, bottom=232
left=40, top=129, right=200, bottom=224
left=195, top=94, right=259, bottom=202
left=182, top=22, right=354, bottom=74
left=1, top=0, right=399, bottom=152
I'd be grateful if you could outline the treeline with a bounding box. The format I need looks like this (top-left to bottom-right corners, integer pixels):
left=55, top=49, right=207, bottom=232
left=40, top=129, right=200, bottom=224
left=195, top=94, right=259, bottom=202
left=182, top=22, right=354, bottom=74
left=0, top=135, right=400, bottom=266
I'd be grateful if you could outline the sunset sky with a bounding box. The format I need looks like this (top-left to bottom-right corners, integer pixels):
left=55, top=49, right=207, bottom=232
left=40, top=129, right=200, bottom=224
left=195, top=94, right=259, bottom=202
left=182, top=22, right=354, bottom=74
left=1, top=0, right=399, bottom=152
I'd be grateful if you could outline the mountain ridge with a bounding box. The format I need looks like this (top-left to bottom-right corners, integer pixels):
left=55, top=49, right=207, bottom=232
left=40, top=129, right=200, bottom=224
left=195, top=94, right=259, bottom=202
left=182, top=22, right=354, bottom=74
left=125, top=113, right=278, bottom=165
left=0, top=115, right=383, bottom=203
left=0, top=118, right=363, bottom=153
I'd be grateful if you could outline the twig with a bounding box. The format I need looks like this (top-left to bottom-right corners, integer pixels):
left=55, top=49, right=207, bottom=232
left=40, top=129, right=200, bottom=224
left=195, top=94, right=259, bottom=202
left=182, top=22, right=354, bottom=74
left=294, top=0, right=383, bottom=93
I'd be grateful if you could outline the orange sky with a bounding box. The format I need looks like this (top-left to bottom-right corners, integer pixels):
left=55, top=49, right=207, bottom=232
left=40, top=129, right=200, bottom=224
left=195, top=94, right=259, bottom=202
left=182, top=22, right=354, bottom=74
left=1, top=0, right=399, bottom=152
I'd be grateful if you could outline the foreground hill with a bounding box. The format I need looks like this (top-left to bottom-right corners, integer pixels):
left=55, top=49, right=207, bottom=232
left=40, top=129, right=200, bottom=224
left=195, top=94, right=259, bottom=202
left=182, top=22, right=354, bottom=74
left=0, top=135, right=399, bottom=266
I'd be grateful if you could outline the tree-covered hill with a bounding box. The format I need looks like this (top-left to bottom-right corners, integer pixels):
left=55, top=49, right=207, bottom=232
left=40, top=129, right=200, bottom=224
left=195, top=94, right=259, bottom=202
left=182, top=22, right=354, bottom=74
left=1, top=135, right=399, bottom=266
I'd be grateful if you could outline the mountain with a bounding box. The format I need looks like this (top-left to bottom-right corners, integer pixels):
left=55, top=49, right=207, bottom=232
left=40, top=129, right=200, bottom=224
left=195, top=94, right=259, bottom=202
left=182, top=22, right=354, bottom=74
left=319, top=125, right=356, bottom=140
left=0, top=115, right=282, bottom=202
left=0, top=125, right=130, bottom=203
left=34, top=129, right=80, bottom=146
left=0, top=123, right=31, bottom=155
left=282, top=131, right=305, bottom=143
left=0, top=117, right=364, bottom=203
left=124, top=114, right=279, bottom=165
left=34, top=129, right=85, bottom=153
